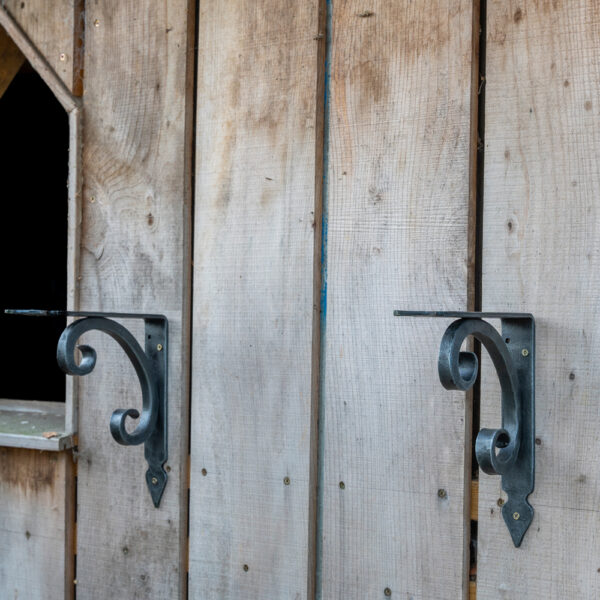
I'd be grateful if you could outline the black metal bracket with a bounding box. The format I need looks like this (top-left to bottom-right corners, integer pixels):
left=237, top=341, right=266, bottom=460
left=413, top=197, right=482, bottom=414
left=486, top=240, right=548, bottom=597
left=394, top=311, right=535, bottom=547
left=5, top=309, right=168, bottom=508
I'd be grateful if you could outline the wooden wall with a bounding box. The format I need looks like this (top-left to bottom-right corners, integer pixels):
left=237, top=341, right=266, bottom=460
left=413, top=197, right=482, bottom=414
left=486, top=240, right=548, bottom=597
left=74, top=1, right=194, bottom=598
left=319, top=1, right=478, bottom=598
left=3, top=1, right=600, bottom=599
left=189, top=2, right=323, bottom=597
left=0, top=5, right=79, bottom=600
left=478, top=1, right=600, bottom=597
left=1, top=0, right=82, bottom=95
left=0, top=449, right=74, bottom=598
left=0, top=24, right=24, bottom=97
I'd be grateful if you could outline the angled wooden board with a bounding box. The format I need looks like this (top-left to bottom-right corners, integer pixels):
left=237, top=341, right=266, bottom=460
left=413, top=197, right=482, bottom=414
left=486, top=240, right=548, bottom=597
left=75, top=1, right=194, bottom=598
left=479, top=1, right=600, bottom=597
left=0, top=448, right=74, bottom=600
left=189, top=1, right=322, bottom=597
left=319, top=2, right=478, bottom=598
left=2, top=0, right=82, bottom=95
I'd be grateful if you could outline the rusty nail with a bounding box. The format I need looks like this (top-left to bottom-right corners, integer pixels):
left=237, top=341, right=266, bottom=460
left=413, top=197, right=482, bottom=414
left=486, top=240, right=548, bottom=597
left=283, top=476, right=290, bottom=485
left=497, top=498, right=504, bottom=507
left=339, top=481, right=345, bottom=490
left=384, top=588, right=392, bottom=597
left=437, top=488, right=447, bottom=499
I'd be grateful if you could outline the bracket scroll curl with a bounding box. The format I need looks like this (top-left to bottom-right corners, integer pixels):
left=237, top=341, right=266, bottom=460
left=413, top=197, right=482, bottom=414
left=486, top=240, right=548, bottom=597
left=5, top=309, right=169, bottom=508
left=438, top=318, right=521, bottom=477
left=395, top=311, right=535, bottom=547
left=57, top=317, right=159, bottom=447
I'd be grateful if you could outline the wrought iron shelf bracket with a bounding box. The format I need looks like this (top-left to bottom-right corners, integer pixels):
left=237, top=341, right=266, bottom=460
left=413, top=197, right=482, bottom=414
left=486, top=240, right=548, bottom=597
left=394, top=310, right=535, bottom=547
left=5, top=309, right=168, bottom=508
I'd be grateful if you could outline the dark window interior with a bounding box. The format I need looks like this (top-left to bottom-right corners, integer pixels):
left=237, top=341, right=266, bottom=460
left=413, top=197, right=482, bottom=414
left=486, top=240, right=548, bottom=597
left=0, top=62, right=68, bottom=401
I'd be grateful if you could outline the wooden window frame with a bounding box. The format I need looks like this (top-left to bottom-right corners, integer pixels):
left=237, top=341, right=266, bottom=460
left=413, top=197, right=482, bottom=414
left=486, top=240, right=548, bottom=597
left=0, top=11, right=81, bottom=450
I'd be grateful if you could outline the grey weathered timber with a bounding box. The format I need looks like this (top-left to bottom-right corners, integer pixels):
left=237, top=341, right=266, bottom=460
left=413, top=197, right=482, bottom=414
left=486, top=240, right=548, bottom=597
left=189, top=1, right=322, bottom=598
left=0, top=448, right=74, bottom=599
left=319, top=1, right=478, bottom=598
left=75, top=1, right=194, bottom=598
left=478, top=1, right=600, bottom=598
left=1, top=0, right=82, bottom=94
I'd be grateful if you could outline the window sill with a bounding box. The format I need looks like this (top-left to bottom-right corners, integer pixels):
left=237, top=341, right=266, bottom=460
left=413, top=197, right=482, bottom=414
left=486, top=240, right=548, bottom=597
left=0, top=399, right=73, bottom=450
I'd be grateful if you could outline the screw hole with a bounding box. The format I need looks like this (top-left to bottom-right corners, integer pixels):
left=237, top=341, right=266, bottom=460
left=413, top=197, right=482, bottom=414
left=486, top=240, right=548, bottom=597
left=505, top=337, right=510, bottom=343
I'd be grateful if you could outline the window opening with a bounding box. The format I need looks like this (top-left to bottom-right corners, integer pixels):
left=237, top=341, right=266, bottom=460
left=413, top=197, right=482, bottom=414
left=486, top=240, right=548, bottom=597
left=0, top=60, right=68, bottom=402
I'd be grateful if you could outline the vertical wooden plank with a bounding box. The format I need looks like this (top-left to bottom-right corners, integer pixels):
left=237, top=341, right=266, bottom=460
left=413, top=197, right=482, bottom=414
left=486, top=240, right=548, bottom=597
left=320, top=2, right=477, bottom=598
left=189, top=2, right=322, bottom=597
left=479, top=1, right=600, bottom=597
left=0, top=448, right=74, bottom=599
left=1, top=0, right=83, bottom=95
left=76, top=1, right=194, bottom=598
left=0, top=24, right=24, bottom=98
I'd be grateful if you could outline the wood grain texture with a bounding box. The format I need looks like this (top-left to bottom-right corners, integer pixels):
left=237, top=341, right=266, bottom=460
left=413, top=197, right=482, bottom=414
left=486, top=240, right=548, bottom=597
left=189, top=2, right=321, bottom=597
left=1, top=0, right=82, bottom=95
left=76, top=2, right=194, bottom=598
left=65, top=107, right=82, bottom=435
left=0, top=448, right=74, bottom=599
left=0, top=24, right=23, bottom=98
left=479, top=2, right=600, bottom=598
left=0, top=7, right=78, bottom=111
left=0, top=400, right=72, bottom=450
left=319, top=2, right=477, bottom=598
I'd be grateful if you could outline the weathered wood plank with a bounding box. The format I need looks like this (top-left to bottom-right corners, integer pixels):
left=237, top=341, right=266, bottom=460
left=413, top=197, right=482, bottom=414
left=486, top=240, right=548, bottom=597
left=0, top=8, right=78, bottom=111
left=479, top=2, right=600, bottom=598
left=1, top=0, right=82, bottom=95
left=0, top=400, right=72, bottom=450
left=0, top=24, right=23, bottom=98
left=0, top=448, right=74, bottom=599
left=319, top=2, right=477, bottom=598
left=189, top=1, right=321, bottom=597
left=75, top=2, right=194, bottom=598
